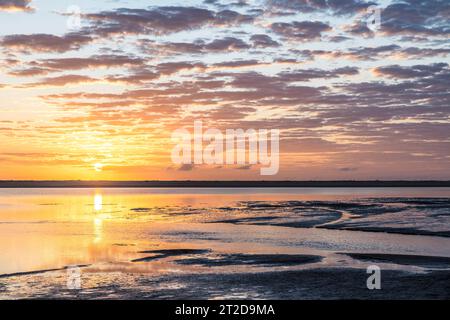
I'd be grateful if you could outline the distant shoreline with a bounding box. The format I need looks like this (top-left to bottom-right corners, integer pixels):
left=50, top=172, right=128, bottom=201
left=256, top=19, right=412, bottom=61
left=1, top=181, right=450, bottom=188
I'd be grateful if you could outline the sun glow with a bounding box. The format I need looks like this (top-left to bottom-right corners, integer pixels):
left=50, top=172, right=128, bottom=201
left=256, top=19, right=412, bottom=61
left=94, top=163, right=103, bottom=172
left=94, top=193, right=103, bottom=211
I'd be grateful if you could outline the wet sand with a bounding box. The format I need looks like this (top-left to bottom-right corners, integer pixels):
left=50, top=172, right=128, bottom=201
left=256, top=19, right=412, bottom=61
left=0, top=188, right=449, bottom=299
left=341, top=253, right=450, bottom=268
left=1, top=265, right=449, bottom=300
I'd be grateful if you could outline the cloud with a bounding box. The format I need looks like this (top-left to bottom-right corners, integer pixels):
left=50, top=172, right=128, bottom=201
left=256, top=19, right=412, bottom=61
left=344, top=20, right=376, bottom=38
left=26, top=75, right=98, bottom=87
left=212, top=59, right=261, bottom=68
left=204, top=106, right=256, bottom=120
left=205, top=37, right=251, bottom=51
left=381, top=0, right=450, bottom=37
left=0, top=0, right=33, bottom=12
left=347, top=0, right=450, bottom=38
left=270, top=21, right=332, bottom=41
left=1, top=6, right=254, bottom=54
left=105, top=70, right=159, bottom=85
left=268, top=0, right=376, bottom=16
left=205, top=0, right=250, bottom=9
left=8, top=55, right=146, bottom=77
left=155, top=62, right=206, bottom=75
left=0, top=33, right=93, bottom=53
left=84, top=6, right=254, bottom=37
left=250, top=34, right=280, bottom=48
left=339, top=167, right=359, bottom=172
left=178, top=164, right=195, bottom=171
left=373, top=63, right=449, bottom=79
left=35, top=55, right=145, bottom=71
left=103, top=62, right=208, bottom=85
left=399, top=47, right=450, bottom=59
left=237, top=164, right=252, bottom=170
left=297, top=45, right=450, bottom=61
left=141, top=37, right=252, bottom=55
left=278, top=66, right=359, bottom=81
left=8, top=67, right=53, bottom=77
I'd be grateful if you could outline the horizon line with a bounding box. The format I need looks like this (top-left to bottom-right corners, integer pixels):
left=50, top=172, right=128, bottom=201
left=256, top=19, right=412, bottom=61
left=1, top=180, right=450, bottom=188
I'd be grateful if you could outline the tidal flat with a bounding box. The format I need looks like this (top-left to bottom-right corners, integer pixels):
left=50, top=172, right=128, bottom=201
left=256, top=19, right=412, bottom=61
left=0, top=187, right=449, bottom=299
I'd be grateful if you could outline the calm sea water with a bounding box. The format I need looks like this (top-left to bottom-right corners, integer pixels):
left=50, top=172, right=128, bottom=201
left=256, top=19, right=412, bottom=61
left=1, top=187, right=450, bottom=276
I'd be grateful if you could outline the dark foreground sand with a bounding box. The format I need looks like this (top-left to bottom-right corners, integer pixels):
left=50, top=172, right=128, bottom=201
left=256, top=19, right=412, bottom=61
left=1, top=250, right=450, bottom=299
left=1, top=267, right=449, bottom=300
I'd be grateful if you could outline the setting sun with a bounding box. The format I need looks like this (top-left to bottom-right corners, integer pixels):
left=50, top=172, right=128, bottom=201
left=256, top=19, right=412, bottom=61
left=94, top=163, right=103, bottom=172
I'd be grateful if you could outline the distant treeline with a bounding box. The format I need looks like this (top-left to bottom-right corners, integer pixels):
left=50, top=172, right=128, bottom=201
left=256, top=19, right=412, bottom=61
left=1, top=181, right=450, bottom=188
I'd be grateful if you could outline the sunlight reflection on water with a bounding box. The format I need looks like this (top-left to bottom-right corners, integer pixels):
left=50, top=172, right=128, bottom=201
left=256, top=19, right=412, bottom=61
left=0, top=187, right=449, bottom=276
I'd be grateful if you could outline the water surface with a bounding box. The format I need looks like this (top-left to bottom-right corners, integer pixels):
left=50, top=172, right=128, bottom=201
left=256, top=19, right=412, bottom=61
left=1, top=188, right=449, bottom=299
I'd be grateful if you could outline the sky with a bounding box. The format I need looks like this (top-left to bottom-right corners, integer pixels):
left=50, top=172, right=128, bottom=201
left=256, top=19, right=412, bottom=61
left=0, top=0, right=449, bottom=180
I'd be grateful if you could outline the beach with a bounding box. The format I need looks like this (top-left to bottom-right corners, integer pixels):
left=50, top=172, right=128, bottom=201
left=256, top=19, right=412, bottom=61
left=0, top=187, right=449, bottom=299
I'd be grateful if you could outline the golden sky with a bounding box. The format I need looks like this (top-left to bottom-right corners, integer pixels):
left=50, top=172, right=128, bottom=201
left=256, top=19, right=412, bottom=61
left=0, top=0, right=449, bottom=180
